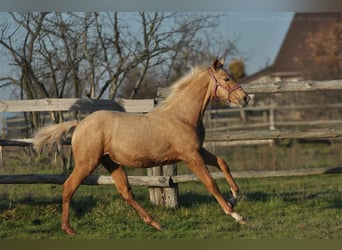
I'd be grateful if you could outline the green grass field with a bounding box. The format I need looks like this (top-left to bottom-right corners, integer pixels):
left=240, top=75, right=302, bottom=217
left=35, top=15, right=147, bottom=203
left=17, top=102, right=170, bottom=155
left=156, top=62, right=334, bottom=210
left=0, top=142, right=341, bottom=239
left=0, top=174, right=340, bottom=239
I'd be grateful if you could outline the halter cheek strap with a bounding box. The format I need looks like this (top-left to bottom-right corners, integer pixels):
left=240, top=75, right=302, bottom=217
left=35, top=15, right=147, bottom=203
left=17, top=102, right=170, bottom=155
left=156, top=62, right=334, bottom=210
left=208, top=69, right=242, bottom=102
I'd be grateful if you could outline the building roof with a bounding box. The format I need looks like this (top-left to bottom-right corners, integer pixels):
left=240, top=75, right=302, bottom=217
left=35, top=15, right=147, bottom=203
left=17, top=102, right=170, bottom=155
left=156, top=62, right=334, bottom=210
left=242, top=12, right=341, bottom=83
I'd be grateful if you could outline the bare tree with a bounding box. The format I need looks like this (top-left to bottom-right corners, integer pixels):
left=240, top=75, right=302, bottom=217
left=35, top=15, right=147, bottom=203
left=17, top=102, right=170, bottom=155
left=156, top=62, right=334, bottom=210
left=0, top=12, right=242, bottom=170
left=0, top=12, right=240, bottom=102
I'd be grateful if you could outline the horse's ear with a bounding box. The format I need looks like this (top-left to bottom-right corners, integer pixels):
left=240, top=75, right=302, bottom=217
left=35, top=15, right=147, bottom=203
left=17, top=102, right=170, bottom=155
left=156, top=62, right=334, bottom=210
left=212, top=58, right=223, bottom=71
left=219, top=57, right=225, bottom=65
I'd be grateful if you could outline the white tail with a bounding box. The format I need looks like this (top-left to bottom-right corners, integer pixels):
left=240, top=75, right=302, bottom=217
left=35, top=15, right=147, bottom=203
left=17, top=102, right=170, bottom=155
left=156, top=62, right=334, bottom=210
left=33, top=121, right=79, bottom=152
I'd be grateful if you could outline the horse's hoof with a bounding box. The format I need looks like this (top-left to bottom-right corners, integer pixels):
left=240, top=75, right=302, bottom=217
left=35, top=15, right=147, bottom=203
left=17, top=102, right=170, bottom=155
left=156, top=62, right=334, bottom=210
left=238, top=218, right=247, bottom=225
left=62, top=226, right=77, bottom=235
left=231, top=212, right=246, bottom=225
left=151, top=221, right=163, bottom=231
left=228, top=197, right=237, bottom=208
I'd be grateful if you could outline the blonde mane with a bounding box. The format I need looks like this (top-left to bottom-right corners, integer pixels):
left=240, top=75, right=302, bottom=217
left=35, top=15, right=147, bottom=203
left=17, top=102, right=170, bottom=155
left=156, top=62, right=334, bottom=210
left=157, top=66, right=207, bottom=109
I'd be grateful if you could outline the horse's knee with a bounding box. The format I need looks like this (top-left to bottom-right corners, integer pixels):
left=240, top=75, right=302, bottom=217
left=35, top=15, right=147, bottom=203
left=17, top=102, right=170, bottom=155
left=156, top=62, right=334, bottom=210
left=217, top=157, right=230, bottom=169
left=116, top=185, right=134, bottom=202
left=120, top=192, right=134, bottom=203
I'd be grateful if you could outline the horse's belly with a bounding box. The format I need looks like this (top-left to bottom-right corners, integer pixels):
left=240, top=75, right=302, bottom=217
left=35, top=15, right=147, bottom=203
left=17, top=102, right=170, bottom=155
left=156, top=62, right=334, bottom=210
left=108, top=151, right=179, bottom=168
left=98, top=111, right=186, bottom=168
left=126, top=158, right=180, bottom=168
left=106, top=140, right=179, bottom=168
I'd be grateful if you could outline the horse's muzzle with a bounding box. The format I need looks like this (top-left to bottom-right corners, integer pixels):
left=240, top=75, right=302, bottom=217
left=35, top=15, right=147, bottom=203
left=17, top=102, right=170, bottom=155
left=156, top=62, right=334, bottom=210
left=239, top=95, right=250, bottom=107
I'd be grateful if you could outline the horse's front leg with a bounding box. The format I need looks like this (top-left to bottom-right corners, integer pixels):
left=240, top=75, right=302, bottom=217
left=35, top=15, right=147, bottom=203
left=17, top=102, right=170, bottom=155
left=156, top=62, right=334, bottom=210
left=199, top=147, right=240, bottom=208
left=184, top=150, right=245, bottom=224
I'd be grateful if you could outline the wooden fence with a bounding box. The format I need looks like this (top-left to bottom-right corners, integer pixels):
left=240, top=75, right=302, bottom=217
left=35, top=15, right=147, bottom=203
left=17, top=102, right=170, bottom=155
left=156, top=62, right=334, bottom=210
left=1, top=80, right=342, bottom=207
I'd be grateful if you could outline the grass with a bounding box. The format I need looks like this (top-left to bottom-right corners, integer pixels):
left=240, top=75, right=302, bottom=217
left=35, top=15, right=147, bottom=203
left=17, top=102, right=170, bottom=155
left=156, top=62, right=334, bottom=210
left=0, top=141, right=341, bottom=239
left=0, top=174, right=340, bottom=239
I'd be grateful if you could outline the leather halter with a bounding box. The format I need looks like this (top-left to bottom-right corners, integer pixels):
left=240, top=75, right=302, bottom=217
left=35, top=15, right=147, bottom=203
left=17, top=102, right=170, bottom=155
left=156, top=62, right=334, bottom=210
left=208, top=68, right=242, bottom=102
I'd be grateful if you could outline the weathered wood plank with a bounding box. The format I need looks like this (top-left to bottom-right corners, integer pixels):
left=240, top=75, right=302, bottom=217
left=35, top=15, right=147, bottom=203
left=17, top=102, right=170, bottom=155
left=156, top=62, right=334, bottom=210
left=208, top=103, right=342, bottom=113
left=0, top=98, right=154, bottom=113
left=205, top=128, right=342, bottom=142
left=0, top=146, right=3, bottom=167
left=206, top=120, right=342, bottom=132
left=118, top=99, right=155, bottom=113
left=1, top=167, right=339, bottom=186
left=0, top=174, right=171, bottom=187
left=203, top=139, right=274, bottom=147
left=172, top=167, right=342, bottom=183
left=240, top=80, right=342, bottom=94
left=148, top=164, right=178, bottom=208
left=1, top=80, right=341, bottom=113
left=0, top=138, right=33, bottom=146
left=157, top=80, right=342, bottom=97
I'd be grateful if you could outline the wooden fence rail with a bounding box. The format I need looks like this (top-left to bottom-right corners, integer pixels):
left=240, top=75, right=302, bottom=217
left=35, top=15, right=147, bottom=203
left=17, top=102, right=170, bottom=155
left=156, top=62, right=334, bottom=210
left=0, top=98, right=154, bottom=113
left=0, top=80, right=340, bottom=114
left=240, top=79, right=342, bottom=94
left=0, top=174, right=171, bottom=186
left=1, top=79, right=342, bottom=207
left=0, top=166, right=340, bottom=185
left=156, top=79, right=342, bottom=98
left=206, top=128, right=342, bottom=141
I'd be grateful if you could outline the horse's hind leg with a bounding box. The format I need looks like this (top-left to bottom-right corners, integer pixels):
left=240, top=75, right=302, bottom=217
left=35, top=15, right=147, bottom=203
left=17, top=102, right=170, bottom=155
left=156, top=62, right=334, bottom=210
left=62, top=168, right=90, bottom=234
left=101, top=156, right=162, bottom=230
left=62, top=159, right=99, bottom=235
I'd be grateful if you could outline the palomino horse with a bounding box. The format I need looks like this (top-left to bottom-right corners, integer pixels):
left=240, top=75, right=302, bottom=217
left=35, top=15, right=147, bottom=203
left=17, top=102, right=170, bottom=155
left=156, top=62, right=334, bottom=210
left=33, top=58, right=250, bottom=235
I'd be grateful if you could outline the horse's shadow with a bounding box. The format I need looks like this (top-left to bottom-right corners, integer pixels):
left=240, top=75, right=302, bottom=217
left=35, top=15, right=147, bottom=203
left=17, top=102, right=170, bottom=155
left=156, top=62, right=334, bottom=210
left=71, top=197, right=97, bottom=219
left=0, top=192, right=98, bottom=220
left=0, top=192, right=62, bottom=211
left=177, top=191, right=269, bottom=208
left=243, top=191, right=269, bottom=202
left=178, top=189, right=341, bottom=210
left=178, top=192, right=216, bottom=207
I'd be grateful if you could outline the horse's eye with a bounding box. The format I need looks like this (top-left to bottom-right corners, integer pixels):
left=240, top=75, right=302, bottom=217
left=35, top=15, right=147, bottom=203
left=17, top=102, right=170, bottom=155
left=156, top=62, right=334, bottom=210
left=224, top=77, right=230, bottom=81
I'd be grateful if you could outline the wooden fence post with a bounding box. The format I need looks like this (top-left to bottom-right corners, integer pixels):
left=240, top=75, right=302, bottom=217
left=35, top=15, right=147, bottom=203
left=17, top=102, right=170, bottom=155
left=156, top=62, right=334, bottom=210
left=1, top=114, right=5, bottom=167
left=0, top=146, right=3, bottom=167
left=147, top=164, right=178, bottom=208
left=269, top=107, right=276, bottom=130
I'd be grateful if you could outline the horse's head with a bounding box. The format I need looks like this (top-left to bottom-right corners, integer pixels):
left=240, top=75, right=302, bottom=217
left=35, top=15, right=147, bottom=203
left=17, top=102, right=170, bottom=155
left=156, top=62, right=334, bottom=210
left=209, top=58, right=250, bottom=107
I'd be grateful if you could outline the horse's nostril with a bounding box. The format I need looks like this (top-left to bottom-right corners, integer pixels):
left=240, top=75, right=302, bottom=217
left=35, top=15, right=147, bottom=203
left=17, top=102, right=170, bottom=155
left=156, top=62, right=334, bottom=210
left=244, top=95, right=250, bottom=104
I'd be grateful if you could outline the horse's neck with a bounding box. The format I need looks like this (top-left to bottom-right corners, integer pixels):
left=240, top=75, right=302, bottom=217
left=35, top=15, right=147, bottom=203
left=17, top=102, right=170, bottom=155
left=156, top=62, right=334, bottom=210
left=159, top=73, right=212, bottom=125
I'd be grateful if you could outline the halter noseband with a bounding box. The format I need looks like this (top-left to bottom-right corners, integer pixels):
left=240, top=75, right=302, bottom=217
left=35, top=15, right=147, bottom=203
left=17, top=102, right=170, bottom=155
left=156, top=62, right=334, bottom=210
left=208, top=68, right=242, bottom=102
